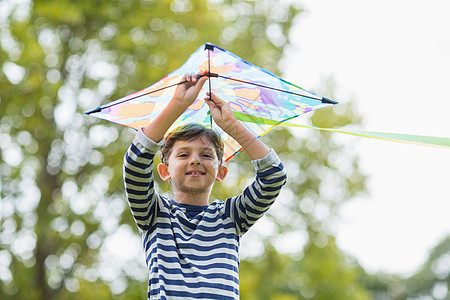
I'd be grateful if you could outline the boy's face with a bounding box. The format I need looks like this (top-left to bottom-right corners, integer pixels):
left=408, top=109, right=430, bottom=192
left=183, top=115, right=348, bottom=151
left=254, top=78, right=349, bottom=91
left=157, top=136, right=227, bottom=196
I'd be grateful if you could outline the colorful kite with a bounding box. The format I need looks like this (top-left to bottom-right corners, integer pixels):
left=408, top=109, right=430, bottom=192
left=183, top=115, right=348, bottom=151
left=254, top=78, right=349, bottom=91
left=85, top=43, right=450, bottom=160
left=85, top=43, right=337, bottom=161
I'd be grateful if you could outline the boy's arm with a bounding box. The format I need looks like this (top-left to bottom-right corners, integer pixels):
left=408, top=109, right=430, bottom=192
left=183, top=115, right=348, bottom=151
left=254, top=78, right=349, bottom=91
left=206, top=92, right=286, bottom=235
left=125, top=72, right=207, bottom=230
left=143, top=72, right=208, bottom=142
left=229, top=149, right=287, bottom=235
left=123, top=131, right=162, bottom=231
left=205, top=92, right=270, bottom=160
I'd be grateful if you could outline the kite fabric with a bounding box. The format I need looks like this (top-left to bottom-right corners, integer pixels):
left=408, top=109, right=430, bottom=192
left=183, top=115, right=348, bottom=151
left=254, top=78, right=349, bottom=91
left=85, top=43, right=336, bottom=161
left=85, top=43, right=450, bottom=158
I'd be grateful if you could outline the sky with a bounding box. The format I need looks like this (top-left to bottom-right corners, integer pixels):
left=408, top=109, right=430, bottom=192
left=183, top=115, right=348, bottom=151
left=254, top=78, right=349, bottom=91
left=283, top=0, right=450, bottom=276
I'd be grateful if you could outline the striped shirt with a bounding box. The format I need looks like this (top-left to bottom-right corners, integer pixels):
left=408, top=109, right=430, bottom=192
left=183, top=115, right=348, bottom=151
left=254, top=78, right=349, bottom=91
left=123, top=129, right=287, bottom=299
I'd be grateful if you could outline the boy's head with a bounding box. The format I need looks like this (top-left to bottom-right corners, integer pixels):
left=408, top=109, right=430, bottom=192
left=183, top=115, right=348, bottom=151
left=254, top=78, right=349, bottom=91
left=161, top=123, right=224, bottom=166
left=157, top=124, right=228, bottom=199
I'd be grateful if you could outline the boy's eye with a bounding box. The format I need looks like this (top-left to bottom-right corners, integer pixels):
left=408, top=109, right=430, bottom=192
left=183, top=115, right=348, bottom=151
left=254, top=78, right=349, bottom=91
left=178, top=153, right=189, bottom=158
left=202, top=153, right=213, bottom=158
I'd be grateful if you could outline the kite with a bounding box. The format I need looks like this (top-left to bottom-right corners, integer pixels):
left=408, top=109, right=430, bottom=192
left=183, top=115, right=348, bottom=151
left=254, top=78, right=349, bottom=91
left=85, top=43, right=337, bottom=161
left=85, top=43, right=450, bottom=160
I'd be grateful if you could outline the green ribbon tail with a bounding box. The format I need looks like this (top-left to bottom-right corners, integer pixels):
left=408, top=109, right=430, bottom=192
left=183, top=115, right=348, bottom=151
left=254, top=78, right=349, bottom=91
left=233, top=111, right=450, bottom=149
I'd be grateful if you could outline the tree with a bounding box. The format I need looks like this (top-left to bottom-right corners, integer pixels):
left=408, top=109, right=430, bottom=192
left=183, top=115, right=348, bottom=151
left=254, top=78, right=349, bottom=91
left=240, top=238, right=372, bottom=299
left=352, top=236, right=450, bottom=300
left=400, top=236, right=450, bottom=299
left=0, top=0, right=301, bottom=298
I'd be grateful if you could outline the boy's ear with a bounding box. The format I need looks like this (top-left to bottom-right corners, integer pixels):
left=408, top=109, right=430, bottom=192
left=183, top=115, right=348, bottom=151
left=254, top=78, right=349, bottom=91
left=157, top=163, right=171, bottom=181
left=215, top=165, right=228, bottom=182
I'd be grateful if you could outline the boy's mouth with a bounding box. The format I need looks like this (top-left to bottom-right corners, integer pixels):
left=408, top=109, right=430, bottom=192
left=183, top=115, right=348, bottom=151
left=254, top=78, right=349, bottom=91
left=186, top=170, right=205, bottom=176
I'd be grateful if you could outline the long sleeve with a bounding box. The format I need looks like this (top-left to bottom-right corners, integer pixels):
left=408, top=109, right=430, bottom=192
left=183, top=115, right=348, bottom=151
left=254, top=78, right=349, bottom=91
left=123, top=129, right=163, bottom=231
left=224, top=149, right=287, bottom=236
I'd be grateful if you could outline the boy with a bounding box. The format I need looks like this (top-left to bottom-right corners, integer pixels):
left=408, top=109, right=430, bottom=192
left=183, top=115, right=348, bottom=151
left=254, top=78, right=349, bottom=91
left=124, top=71, right=287, bottom=299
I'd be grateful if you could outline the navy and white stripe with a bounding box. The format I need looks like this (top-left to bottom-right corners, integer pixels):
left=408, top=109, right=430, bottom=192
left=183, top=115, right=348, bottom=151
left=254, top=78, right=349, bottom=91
left=124, top=129, right=287, bottom=299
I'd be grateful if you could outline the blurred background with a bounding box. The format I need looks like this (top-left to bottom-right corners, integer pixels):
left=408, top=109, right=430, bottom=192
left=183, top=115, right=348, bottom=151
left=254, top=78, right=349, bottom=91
left=1, top=0, right=449, bottom=299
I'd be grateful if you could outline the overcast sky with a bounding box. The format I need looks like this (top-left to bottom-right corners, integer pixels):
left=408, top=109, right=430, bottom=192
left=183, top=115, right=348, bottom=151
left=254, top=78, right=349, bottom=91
left=283, top=0, right=450, bottom=276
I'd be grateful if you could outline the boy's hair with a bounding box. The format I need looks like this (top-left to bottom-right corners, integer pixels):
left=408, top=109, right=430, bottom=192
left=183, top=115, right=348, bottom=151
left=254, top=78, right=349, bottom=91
left=161, top=124, right=224, bottom=165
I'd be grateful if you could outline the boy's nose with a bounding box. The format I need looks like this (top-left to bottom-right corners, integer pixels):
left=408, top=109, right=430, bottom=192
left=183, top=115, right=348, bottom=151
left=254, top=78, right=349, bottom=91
left=190, top=160, right=201, bottom=165
left=189, top=155, right=201, bottom=165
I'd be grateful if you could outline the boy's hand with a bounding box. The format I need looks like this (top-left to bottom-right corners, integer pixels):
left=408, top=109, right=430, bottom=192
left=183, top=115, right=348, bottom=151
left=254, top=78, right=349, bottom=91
left=204, top=92, right=238, bottom=134
left=143, top=71, right=208, bottom=143
left=173, top=71, right=208, bottom=107
left=205, top=92, right=270, bottom=160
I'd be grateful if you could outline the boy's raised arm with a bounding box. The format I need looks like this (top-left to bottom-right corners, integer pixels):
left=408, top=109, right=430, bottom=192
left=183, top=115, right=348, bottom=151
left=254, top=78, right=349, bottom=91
left=205, top=92, right=270, bottom=161
left=143, top=71, right=208, bottom=142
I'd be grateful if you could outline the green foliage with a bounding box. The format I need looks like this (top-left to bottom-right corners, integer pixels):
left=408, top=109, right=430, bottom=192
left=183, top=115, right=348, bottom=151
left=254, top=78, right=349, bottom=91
left=297, top=237, right=371, bottom=299
left=240, top=238, right=372, bottom=299
left=351, top=236, right=450, bottom=299
left=399, top=236, right=450, bottom=299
